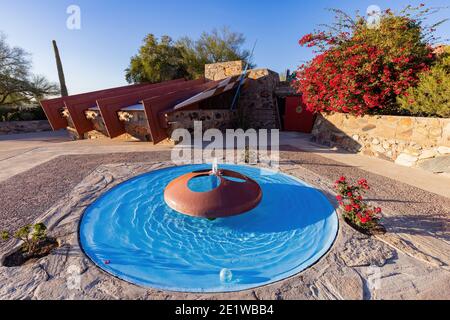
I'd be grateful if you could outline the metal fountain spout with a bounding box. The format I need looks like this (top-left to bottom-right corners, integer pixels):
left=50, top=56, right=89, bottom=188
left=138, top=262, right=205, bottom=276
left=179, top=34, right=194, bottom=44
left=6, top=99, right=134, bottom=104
left=211, top=157, right=218, bottom=175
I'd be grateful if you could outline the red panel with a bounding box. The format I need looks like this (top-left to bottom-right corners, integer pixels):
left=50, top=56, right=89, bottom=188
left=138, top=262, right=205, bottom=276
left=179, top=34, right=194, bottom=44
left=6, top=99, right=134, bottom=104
left=40, top=99, right=68, bottom=130
left=97, top=79, right=205, bottom=138
left=284, top=96, right=316, bottom=133
left=143, top=84, right=210, bottom=144
left=39, top=80, right=183, bottom=132
left=64, top=79, right=186, bottom=136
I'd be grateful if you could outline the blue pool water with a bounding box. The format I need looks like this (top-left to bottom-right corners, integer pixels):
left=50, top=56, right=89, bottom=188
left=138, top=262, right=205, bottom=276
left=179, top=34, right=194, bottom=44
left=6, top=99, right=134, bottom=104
left=79, top=164, right=338, bottom=292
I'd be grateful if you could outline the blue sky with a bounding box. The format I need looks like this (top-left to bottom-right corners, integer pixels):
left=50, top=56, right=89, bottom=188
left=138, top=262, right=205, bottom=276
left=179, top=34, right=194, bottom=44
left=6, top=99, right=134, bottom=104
left=0, top=0, right=449, bottom=94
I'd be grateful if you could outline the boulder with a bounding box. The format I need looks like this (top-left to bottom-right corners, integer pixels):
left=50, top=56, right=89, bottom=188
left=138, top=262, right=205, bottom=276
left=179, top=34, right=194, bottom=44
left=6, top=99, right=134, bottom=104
left=418, top=156, right=450, bottom=174
left=395, top=153, right=418, bottom=167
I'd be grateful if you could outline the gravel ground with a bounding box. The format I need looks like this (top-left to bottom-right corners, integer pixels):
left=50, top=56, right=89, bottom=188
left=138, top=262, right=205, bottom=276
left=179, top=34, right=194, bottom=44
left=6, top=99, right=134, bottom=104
left=0, top=151, right=171, bottom=232
left=0, top=146, right=448, bottom=237
left=279, top=146, right=450, bottom=217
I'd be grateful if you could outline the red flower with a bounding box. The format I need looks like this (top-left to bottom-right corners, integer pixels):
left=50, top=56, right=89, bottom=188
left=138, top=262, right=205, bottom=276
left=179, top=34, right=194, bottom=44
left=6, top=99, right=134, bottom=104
left=336, top=195, right=343, bottom=201
left=357, top=179, right=367, bottom=185
left=347, top=192, right=353, bottom=197
left=344, top=205, right=353, bottom=212
left=360, top=216, right=369, bottom=224
left=375, top=207, right=382, bottom=214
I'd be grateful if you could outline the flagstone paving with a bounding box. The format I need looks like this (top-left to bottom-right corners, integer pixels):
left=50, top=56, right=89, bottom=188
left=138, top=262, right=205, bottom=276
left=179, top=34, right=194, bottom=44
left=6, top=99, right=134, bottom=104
left=0, top=150, right=448, bottom=299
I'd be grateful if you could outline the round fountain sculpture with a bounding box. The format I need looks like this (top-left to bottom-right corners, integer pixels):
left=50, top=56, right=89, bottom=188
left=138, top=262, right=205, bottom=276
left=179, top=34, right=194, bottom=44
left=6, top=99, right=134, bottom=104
left=79, top=162, right=338, bottom=292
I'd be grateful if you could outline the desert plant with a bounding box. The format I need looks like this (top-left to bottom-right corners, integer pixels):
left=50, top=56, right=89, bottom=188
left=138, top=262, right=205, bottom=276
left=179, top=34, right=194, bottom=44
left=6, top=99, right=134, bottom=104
left=52, top=40, right=68, bottom=97
left=294, top=5, right=445, bottom=116
left=0, top=33, right=59, bottom=106
left=1, top=223, right=48, bottom=254
left=398, top=46, right=450, bottom=117
left=334, top=176, right=382, bottom=230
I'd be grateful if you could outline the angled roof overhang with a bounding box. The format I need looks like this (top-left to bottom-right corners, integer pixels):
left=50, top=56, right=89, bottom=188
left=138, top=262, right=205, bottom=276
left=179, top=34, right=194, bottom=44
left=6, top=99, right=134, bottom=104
left=96, top=79, right=205, bottom=138
left=167, top=74, right=246, bottom=113
left=40, top=80, right=185, bottom=134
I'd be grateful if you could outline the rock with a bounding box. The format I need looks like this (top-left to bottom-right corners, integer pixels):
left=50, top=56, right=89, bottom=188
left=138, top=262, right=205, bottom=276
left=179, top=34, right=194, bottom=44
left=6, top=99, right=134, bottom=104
left=403, top=147, right=421, bottom=156
left=352, top=134, right=359, bottom=141
left=418, top=149, right=438, bottom=160
left=437, top=146, right=450, bottom=155
left=372, top=138, right=380, bottom=145
left=320, top=266, right=365, bottom=300
left=382, top=141, right=391, bottom=149
left=395, top=153, right=418, bottom=167
left=409, top=143, right=423, bottom=150
left=339, top=236, right=396, bottom=268
left=418, top=156, right=450, bottom=174
left=372, top=145, right=386, bottom=154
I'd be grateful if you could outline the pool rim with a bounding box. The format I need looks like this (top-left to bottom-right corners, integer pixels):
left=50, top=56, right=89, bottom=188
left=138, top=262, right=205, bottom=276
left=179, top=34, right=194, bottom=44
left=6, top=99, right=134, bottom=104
left=77, top=163, right=340, bottom=293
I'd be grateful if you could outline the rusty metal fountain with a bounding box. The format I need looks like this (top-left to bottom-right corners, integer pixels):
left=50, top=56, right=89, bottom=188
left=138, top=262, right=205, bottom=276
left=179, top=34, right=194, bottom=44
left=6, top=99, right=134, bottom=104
left=164, top=159, right=262, bottom=219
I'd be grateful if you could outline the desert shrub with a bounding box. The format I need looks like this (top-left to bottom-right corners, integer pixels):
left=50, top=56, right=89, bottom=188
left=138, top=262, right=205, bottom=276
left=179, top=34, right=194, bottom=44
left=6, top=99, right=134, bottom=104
left=1, top=223, right=48, bottom=254
left=397, top=46, right=450, bottom=117
left=294, top=5, right=445, bottom=116
left=0, top=105, right=47, bottom=122
left=334, top=176, right=382, bottom=231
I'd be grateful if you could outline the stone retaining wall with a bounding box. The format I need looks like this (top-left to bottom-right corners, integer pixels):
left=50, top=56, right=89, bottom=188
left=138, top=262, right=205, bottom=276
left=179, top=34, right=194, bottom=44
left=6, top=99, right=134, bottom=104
left=0, top=120, right=51, bottom=135
left=167, top=109, right=237, bottom=138
left=312, top=113, right=450, bottom=173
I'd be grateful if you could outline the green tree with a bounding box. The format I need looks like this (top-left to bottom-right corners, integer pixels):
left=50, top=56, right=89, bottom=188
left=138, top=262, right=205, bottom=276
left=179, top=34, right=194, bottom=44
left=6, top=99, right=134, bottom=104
left=398, top=46, right=450, bottom=118
left=126, top=27, right=254, bottom=83
left=0, top=33, right=59, bottom=106
left=125, top=34, right=189, bottom=84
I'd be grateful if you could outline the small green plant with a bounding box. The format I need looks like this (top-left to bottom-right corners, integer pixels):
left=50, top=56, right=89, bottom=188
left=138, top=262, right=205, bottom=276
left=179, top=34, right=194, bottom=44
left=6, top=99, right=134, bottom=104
left=398, top=46, right=450, bottom=118
left=1, top=223, right=48, bottom=254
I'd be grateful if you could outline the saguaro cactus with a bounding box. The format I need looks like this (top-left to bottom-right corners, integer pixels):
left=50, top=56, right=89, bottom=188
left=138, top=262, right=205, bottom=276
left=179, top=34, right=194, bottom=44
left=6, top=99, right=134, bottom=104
left=52, top=40, right=69, bottom=97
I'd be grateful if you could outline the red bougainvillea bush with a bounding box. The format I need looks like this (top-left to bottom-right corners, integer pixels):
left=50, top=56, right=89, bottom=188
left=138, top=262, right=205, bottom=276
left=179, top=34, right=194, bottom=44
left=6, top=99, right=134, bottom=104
left=294, top=5, right=444, bottom=116
left=334, top=176, right=383, bottom=233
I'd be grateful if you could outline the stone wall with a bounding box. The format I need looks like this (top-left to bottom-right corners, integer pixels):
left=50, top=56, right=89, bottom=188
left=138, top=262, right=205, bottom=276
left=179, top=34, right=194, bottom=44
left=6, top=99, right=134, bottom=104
left=0, top=120, right=51, bottom=135
left=312, top=113, right=450, bottom=173
left=238, top=69, right=281, bottom=129
left=205, top=61, right=243, bottom=81
left=167, top=109, right=237, bottom=138
left=117, top=111, right=152, bottom=141
left=195, top=62, right=281, bottom=130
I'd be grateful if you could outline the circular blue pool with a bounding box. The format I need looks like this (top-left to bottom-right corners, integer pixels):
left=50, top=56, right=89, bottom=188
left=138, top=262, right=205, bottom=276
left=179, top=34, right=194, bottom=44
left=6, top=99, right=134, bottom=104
left=79, top=164, right=338, bottom=292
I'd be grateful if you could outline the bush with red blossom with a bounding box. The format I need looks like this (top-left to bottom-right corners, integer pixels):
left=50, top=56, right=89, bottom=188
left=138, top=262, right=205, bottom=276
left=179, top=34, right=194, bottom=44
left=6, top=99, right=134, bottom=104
left=334, top=176, right=382, bottom=231
left=294, top=5, right=443, bottom=116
